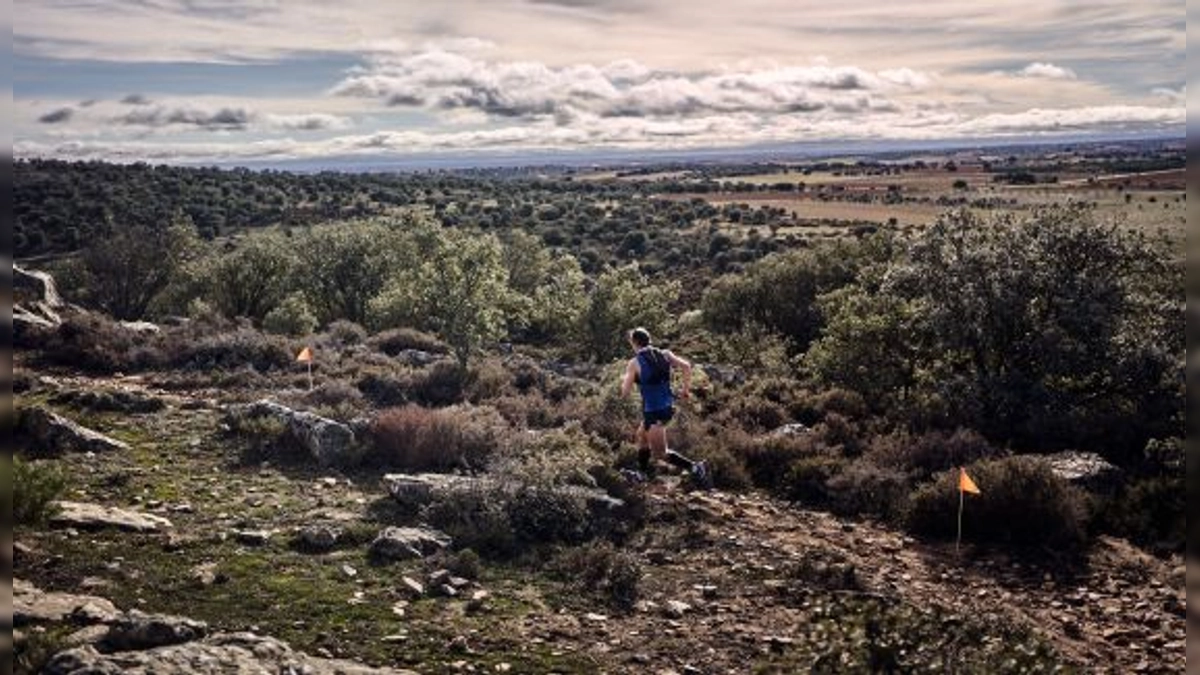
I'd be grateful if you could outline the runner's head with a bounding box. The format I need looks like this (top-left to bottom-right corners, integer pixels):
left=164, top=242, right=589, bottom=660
left=629, top=327, right=652, bottom=349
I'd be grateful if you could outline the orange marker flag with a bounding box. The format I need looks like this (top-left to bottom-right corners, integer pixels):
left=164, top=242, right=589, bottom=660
left=296, top=346, right=313, bottom=363
left=958, top=467, right=981, bottom=495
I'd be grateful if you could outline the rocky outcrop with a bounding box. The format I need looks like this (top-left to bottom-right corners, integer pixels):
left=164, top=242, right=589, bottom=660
left=230, top=400, right=361, bottom=467
left=1041, top=451, right=1122, bottom=492
left=14, top=579, right=121, bottom=626
left=51, top=501, right=174, bottom=533
left=18, top=406, right=131, bottom=454
left=14, top=264, right=69, bottom=336
left=369, top=526, right=452, bottom=561
left=44, top=633, right=420, bottom=675
left=99, top=609, right=207, bottom=651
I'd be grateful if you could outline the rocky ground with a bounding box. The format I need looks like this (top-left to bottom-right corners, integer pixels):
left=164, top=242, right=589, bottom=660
left=12, top=369, right=1187, bottom=674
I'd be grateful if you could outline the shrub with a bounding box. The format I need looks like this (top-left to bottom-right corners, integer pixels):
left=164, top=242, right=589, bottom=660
left=167, top=326, right=293, bottom=372
left=712, top=395, right=789, bottom=433
left=550, top=540, right=642, bottom=610
left=780, top=454, right=848, bottom=505
left=508, top=486, right=591, bottom=546
left=368, top=327, right=448, bottom=356
left=1092, top=474, right=1185, bottom=554
left=12, top=456, right=66, bottom=526
left=410, top=361, right=473, bottom=407
left=447, top=548, right=483, bottom=580
left=223, top=410, right=303, bottom=463
left=906, top=456, right=1088, bottom=552
left=866, top=428, right=1006, bottom=480
left=324, top=320, right=368, bottom=346
left=357, top=370, right=410, bottom=408
left=31, top=312, right=162, bottom=374
left=826, top=459, right=911, bottom=522
left=366, top=404, right=509, bottom=472
left=689, top=444, right=752, bottom=491
left=419, top=484, right=517, bottom=558
left=725, top=430, right=826, bottom=491
left=491, top=423, right=605, bottom=487
left=262, top=293, right=318, bottom=337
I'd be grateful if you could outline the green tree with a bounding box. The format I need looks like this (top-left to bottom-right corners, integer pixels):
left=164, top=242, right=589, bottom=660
left=202, top=231, right=297, bottom=323
left=370, top=223, right=510, bottom=367
left=78, top=213, right=202, bottom=320
left=576, top=264, right=680, bottom=361
left=293, top=220, right=401, bottom=325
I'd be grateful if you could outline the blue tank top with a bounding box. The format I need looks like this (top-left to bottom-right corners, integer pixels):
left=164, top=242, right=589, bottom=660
left=636, top=348, right=673, bottom=412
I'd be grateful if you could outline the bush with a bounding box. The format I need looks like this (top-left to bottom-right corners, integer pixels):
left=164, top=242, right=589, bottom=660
left=550, top=540, right=642, bottom=610
left=491, top=423, right=605, bottom=487
left=906, top=456, right=1088, bottom=552
left=31, top=312, right=163, bottom=374
left=167, top=326, right=293, bottom=371
left=420, top=486, right=517, bottom=558
left=866, top=428, right=1006, bottom=480
left=508, top=486, right=591, bottom=546
left=780, top=454, right=848, bottom=505
left=1092, top=474, right=1185, bottom=554
left=366, top=404, right=509, bottom=472
left=357, top=370, right=410, bottom=408
left=368, top=327, right=448, bottom=356
left=410, top=362, right=473, bottom=406
left=323, top=320, right=368, bottom=346
left=262, top=293, right=318, bottom=337
left=12, top=456, right=66, bottom=526
left=724, top=430, right=825, bottom=491
left=826, top=459, right=910, bottom=522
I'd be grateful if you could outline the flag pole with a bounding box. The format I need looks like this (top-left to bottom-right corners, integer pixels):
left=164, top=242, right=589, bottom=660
left=956, top=482, right=965, bottom=556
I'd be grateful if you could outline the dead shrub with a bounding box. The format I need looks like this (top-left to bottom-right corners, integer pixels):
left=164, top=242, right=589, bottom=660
left=31, top=312, right=163, bottom=374
left=491, top=422, right=605, bottom=487
left=724, top=430, right=828, bottom=491
left=323, top=320, right=368, bottom=346
left=779, top=454, right=849, bottom=506
left=166, top=326, right=292, bottom=372
left=410, top=361, right=472, bottom=406
left=357, top=370, right=411, bottom=408
left=366, top=404, right=509, bottom=472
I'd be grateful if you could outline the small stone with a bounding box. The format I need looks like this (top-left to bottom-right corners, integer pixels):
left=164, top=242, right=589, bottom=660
left=428, top=569, right=451, bottom=585
left=584, top=612, right=608, bottom=622
left=467, top=590, right=491, bottom=613
left=400, top=576, right=425, bottom=598
left=342, top=565, right=357, bottom=578
left=440, top=584, right=459, bottom=598
left=664, top=600, right=691, bottom=619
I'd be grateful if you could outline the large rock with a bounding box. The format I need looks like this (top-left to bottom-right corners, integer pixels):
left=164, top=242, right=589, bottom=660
left=369, top=526, right=452, bottom=561
left=231, top=400, right=361, bottom=466
left=18, top=406, right=131, bottom=455
left=14, top=264, right=68, bottom=336
left=1041, top=451, right=1122, bottom=492
left=14, top=579, right=121, bottom=626
left=100, top=609, right=207, bottom=652
left=51, top=501, right=174, bottom=533
left=44, top=632, right=420, bottom=675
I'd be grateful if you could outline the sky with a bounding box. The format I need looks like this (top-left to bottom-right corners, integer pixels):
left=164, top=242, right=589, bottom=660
left=11, top=0, right=1187, bottom=166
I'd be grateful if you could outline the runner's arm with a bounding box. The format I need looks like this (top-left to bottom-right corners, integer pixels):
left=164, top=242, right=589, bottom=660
left=666, top=351, right=693, bottom=399
left=620, top=359, right=638, bottom=398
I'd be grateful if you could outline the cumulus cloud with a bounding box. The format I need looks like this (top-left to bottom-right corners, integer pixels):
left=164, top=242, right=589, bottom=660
left=117, top=106, right=254, bottom=130
left=330, top=49, right=930, bottom=122
left=38, top=107, right=74, bottom=123
left=121, top=94, right=151, bottom=105
left=1017, top=62, right=1077, bottom=80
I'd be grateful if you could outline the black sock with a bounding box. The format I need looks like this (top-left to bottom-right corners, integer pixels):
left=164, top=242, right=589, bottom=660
left=665, top=450, right=694, bottom=471
left=638, top=447, right=652, bottom=472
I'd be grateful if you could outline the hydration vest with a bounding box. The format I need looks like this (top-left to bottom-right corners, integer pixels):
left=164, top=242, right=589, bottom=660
left=636, top=348, right=673, bottom=412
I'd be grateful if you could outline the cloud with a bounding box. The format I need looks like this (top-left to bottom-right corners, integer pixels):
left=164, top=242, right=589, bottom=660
left=14, top=102, right=1183, bottom=164
left=117, top=106, right=254, bottom=130
left=1151, top=86, right=1184, bottom=103
left=1017, top=62, right=1077, bottom=79
left=38, top=107, right=74, bottom=123
left=121, top=94, right=151, bottom=105
left=330, top=49, right=928, bottom=122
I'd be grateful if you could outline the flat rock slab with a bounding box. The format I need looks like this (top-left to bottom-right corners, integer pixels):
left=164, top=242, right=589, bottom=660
left=44, top=632, right=421, bottom=675
left=14, top=578, right=121, bottom=626
left=51, top=501, right=174, bottom=533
